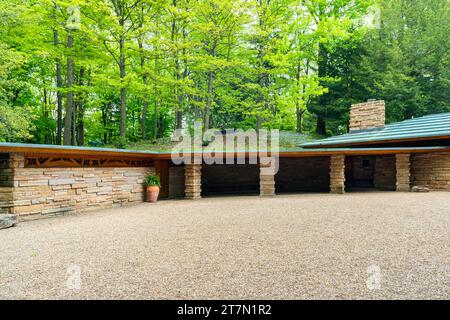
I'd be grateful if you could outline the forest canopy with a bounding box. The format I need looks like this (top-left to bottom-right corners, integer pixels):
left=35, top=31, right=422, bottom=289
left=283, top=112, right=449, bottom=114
left=0, top=0, right=448, bottom=147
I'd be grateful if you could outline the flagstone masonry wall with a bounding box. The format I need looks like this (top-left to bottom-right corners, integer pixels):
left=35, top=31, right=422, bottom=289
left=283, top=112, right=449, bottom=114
left=411, top=152, right=450, bottom=191
left=0, top=153, right=154, bottom=220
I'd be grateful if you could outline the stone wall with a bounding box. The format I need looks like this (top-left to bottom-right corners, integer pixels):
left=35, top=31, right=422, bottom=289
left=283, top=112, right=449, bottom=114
left=276, top=157, right=330, bottom=192
left=260, top=157, right=276, bottom=197
left=330, top=155, right=345, bottom=194
left=185, top=164, right=202, bottom=200
left=349, top=100, right=385, bottom=132
left=411, top=152, right=450, bottom=191
left=0, top=153, right=154, bottom=220
left=396, top=154, right=411, bottom=191
left=374, top=155, right=396, bottom=191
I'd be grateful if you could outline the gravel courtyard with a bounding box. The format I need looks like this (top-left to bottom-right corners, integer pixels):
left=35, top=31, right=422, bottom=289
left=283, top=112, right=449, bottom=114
left=0, top=192, right=449, bottom=300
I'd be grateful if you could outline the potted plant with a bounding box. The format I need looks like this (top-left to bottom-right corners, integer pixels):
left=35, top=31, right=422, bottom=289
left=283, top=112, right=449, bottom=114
left=145, top=174, right=161, bottom=203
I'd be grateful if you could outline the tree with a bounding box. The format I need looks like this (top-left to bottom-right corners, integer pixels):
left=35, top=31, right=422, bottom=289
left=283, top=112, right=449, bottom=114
left=303, top=0, right=371, bottom=135
left=86, top=0, right=144, bottom=142
left=351, top=0, right=450, bottom=122
left=1, top=0, right=447, bottom=146
left=190, top=0, right=246, bottom=131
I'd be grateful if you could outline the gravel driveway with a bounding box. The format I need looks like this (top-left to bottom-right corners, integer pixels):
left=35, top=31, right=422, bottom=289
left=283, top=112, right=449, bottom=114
left=0, top=192, right=449, bottom=300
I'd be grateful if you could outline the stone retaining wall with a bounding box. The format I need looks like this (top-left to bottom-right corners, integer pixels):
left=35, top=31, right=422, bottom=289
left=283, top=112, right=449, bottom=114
left=0, top=153, right=154, bottom=220
left=411, top=152, right=450, bottom=191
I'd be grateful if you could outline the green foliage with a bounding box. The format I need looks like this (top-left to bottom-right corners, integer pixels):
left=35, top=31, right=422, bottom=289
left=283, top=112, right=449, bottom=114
left=354, top=0, right=450, bottom=122
left=311, top=0, right=450, bottom=135
left=0, top=0, right=448, bottom=145
left=0, top=105, right=35, bottom=142
left=145, top=174, right=161, bottom=188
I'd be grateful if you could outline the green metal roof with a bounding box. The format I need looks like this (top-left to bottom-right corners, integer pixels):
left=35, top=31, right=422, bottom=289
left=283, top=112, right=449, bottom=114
left=302, top=112, right=450, bottom=148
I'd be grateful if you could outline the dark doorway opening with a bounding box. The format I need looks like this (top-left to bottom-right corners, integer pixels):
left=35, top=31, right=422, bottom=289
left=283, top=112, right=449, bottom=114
left=345, top=156, right=376, bottom=191
left=276, top=157, right=330, bottom=193
left=201, top=164, right=260, bottom=196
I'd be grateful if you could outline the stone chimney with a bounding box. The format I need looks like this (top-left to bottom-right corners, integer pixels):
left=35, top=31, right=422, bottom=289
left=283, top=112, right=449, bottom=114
left=349, top=99, right=385, bottom=132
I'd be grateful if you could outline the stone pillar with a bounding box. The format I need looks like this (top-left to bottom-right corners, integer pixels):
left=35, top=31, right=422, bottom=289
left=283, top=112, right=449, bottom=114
left=0, top=153, right=24, bottom=216
left=185, top=164, right=202, bottom=200
left=260, top=157, right=276, bottom=197
left=0, top=153, right=24, bottom=188
left=396, top=154, right=411, bottom=191
left=330, top=155, right=346, bottom=194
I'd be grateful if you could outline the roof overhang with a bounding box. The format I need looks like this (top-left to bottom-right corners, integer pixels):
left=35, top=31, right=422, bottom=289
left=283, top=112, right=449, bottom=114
left=1, top=143, right=448, bottom=162
left=0, top=143, right=158, bottom=159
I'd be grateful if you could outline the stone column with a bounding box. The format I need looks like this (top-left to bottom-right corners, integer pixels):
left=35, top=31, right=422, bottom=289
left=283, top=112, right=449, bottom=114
left=330, top=155, right=346, bottom=194
left=185, top=164, right=202, bottom=200
left=0, top=153, right=24, bottom=221
left=0, top=153, right=24, bottom=188
left=260, top=157, right=276, bottom=197
left=396, top=154, right=411, bottom=191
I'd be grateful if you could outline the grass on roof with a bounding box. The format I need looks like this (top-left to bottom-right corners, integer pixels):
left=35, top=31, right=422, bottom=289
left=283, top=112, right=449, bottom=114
left=106, top=131, right=322, bottom=151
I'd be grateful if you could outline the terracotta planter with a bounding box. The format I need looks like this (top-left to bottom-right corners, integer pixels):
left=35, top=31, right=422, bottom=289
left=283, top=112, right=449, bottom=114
left=146, top=186, right=160, bottom=203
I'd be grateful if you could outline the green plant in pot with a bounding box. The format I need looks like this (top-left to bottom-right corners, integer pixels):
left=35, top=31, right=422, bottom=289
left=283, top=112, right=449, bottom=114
left=146, top=174, right=161, bottom=203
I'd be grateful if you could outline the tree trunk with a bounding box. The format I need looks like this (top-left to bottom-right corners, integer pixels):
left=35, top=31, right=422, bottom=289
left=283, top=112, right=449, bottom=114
left=138, top=39, right=148, bottom=141
left=153, top=98, right=159, bottom=141
left=43, top=87, right=50, bottom=144
left=72, top=104, right=77, bottom=145
left=102, top=107, right=108, bottom=144
left=153, top=58, right=159, bottom=140
left=296, top=105, right=303, bottom=134
left=204, top=42, right=217, bottom=131
left=142, top=91, right=148, bottom=141
left=54, top=29, right=63, bottom=145
left=76, top=67, right=86, bottom=146
left=174, top=55, right=183, bottom=129
left=316, top=117, right=326, bottom=135
left=171, top=0, right=183, bottom=130
left=176, top=27, right=189, bottom=130
left=204, top=70, right=214, bottom=131
left=119, top=35, right=127, bottom=140
left=295, top=61, right=304, bottom=134
left=316, top=43, right=327, bottom=135
left=64, top=32, right=74, bottom=145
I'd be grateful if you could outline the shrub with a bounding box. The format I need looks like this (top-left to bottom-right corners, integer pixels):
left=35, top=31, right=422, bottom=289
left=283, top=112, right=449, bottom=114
left=145, top=174, right=161, bottom=188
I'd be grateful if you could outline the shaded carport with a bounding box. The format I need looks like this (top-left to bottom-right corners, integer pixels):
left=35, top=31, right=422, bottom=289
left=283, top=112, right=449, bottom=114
left=276, top=157, right=330, bottom=193
left=160, top=146, right=450, bottom=199
left=201, top=163, right=260, bottom=196
left=344, top=155, right=397, bottom=191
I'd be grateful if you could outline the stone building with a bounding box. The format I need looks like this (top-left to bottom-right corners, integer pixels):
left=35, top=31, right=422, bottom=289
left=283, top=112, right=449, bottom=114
left=0, top=100, right=449, bottom=221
